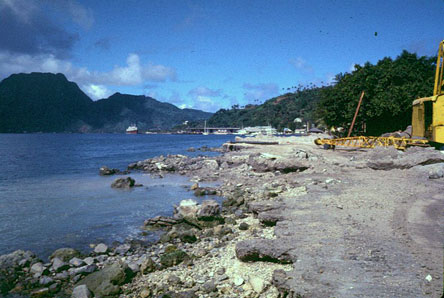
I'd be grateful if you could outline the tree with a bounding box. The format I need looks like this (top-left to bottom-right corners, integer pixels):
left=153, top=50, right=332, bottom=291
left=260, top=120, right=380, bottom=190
left=316, top=51, right=435, bottom=135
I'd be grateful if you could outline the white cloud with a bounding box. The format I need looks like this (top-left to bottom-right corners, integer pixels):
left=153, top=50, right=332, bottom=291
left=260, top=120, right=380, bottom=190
left=289, top=57, right=314, bottom=75
left=0, top=51, right=177, bottom=97
left=243, top=83, right=279, bottom=103
left=82, top=84, right=112, bottom=99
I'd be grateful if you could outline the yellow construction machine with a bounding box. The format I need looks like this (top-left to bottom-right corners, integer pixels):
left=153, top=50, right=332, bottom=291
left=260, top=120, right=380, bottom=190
left=315, top=40, right=444, bottom=150
left=411, top=40, right=444, bottom=145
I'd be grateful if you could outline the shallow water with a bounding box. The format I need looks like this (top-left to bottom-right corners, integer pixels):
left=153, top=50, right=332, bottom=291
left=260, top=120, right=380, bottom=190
left=0, top=134, right=233, bottom=258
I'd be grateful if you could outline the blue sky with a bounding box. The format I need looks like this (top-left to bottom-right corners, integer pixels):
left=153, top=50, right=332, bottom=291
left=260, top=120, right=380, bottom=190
left=1, top=0, right=444, bottom=112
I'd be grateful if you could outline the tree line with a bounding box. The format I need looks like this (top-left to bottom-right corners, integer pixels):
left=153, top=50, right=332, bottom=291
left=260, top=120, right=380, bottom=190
left=206, top=50, right=436, bottom=136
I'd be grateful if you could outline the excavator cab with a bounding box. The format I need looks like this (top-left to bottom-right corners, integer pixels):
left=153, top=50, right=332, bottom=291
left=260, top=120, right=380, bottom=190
left=411, top=40, right=444, bottom=144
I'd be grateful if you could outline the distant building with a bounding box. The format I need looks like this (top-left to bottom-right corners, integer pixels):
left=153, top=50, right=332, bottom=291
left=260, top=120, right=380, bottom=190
left=243, top=126, right=277, bottom=135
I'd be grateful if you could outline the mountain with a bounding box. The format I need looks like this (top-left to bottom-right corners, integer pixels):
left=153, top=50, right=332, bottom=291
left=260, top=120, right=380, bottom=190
left=92, top=93, right=211, bottom=132
left=0, top=72, right=212, bottom=133
left=0, top=73, right=94, bottom=132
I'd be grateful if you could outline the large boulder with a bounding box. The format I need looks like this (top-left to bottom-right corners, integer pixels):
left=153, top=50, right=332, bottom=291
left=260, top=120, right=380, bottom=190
left=235, top=238, right=294, bottom=264
left=197, top=199, right=220, bottom=218
left=50, top=248, right=81, bottom=262
left=160, top=250, right=189, bottom=268
left=76, top=262, right=133, bottom=298
left=365, top=147, right=444, bottom=170
left=111, top=177, right=135, bottom=189
left=173, top=199, right=199, bottom=219
left=0, top=250, right=37, bottom=294
left=247, top=153, right=309, bottom=173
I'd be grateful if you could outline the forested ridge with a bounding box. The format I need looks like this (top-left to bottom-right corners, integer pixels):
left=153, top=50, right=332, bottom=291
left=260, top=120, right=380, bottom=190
left=208, top=50, right=436, bottom=136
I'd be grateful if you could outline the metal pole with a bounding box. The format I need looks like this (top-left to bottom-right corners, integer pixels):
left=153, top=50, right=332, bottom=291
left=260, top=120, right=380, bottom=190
left=347, top=91, right=365, bottom=138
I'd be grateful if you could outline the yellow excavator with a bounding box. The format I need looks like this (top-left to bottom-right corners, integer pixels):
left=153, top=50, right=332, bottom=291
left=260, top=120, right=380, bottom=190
left=315, top=40, right=444, bottom=150
left=411, top=40, right=444, bottom=145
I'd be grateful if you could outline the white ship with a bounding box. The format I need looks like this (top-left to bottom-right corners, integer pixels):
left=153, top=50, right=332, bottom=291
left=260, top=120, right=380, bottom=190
left=126, top=125, right=138, bottom=134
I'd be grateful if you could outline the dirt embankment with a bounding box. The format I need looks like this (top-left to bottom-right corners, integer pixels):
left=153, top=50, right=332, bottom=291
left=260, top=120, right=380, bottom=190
left=120, top=136, right=444, bottom=298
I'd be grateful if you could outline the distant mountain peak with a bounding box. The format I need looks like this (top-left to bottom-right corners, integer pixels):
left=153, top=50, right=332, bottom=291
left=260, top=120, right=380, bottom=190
left=0, top=72, right=212, bottom=133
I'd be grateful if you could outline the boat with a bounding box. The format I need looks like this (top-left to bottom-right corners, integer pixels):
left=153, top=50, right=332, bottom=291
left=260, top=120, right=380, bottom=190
left=126, top=125, right=138, bottom=134
left=214, top=129, right=228, bottom=135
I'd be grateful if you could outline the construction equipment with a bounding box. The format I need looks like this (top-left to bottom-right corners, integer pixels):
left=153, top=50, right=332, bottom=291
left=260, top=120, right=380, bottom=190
left=411, top=40, right=444, bottom=145
left=314, top=136, right=428, bottom=150
left=315, top=40, right=444, bottom=150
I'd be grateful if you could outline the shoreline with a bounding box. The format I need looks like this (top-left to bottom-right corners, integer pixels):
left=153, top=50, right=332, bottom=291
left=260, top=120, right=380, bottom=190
left=1, top=135, right=443, bottom=297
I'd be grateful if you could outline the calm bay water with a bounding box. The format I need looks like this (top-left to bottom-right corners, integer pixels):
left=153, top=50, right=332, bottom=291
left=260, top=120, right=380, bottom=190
left=0, top=134, right=233, bottom=258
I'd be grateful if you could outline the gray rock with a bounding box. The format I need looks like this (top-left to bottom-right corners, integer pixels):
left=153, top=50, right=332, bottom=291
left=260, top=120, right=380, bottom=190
left=0, top=250, right=36, bottom=269
left=233, top=276, right=244, bottom=286
left=160, top=250, right=189, bottom=268
left=258, top=211, right=285, bottom=226
left=174, top=199, right=199, bottom=219
left=39, top=276, right=54, bottom=286
left=115, top=244, right=131, bottom=255
left=94, top=243, right=108, bottom=254
left=76, top=262, right=132, bottom=297
left=83, top=257, right=95, bottom=265
left=50, top=248, right=80, bottom=262
left=271, top=269, right=292, bottom=295
left=30, top=262, right=47, bottom=277
left=234, top=209, right=245, bottom=218
left=235, top=238, right=294, bottom=264
left=70, top=264, right=98, bottom=276
left=69, top=257, right=85, bottom=267
left=99, top=166, right=119, bottom=176
left=239, top=222, right=249, bottom=230
left=247, top=154, right=309, bottom=173
left=202, top=280, right=217, bottom=293
left=48, top=282, right=60, bottom=293
left=366, top=147, right=444, bottom=170
left=216, top=274, right=229, bottom=282
left=55, top=271, right=69, bottom=280
left=249, top=276, right=266, bottom=293
left=127, top=262, right=139, bottom=273
left=198, top=199, right=221, bottom=218
left=167, top=274, right=181, bottom=285
left=178, top=230, right=197, bottom=243
left=111, top=177, right=135, bottom=189
left=30, top=287, right=49, bottom=297
left=423, top=163, right=444, bottom=179
left=72, top=284, right=92, bottom=298
left=140, top=257, right=157, bottom=274
left=248, top=201, right=281, bottom=215
left=52, top=257, right=69, bottom=272
left=143, top=215, right=179, bottom=228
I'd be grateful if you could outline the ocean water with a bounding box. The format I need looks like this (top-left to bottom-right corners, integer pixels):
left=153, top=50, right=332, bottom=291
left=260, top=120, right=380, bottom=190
left=0, top=134, right=233, bottom=259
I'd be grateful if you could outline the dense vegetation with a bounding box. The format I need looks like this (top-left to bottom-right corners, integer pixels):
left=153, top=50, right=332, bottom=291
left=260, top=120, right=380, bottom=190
left=0, top=73, right=212, bottom=133
left=208, top=50, right=436, bottom=136
left=315, top=51, right=436, bottom=135
left=208, top=86, right=327, bottom=131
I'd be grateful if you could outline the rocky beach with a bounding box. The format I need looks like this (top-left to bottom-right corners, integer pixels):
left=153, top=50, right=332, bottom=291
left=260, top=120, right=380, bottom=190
left=1, top=135, right=443, bottom=298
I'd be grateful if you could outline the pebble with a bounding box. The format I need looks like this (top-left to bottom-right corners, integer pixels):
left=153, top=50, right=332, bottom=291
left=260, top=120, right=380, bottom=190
left=249, top=276, right=266, bottom=293
left=233, top=276, right=244, bottom=286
